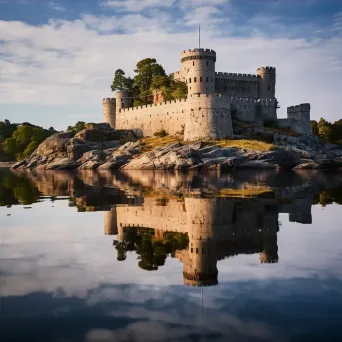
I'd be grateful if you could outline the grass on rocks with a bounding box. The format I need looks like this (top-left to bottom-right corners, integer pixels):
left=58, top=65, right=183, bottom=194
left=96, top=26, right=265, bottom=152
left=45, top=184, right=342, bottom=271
left=211, top=139, right=279, bottom=151
left=140, top=136, right=183, bottom=153
left=219, top=187, right=273, bottom=198
left=139, top=136, right=279, bottom=154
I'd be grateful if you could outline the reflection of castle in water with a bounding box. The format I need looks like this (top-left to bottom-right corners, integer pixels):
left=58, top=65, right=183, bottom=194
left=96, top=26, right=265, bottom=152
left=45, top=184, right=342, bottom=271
left=105, top=187, right=313, bottom=287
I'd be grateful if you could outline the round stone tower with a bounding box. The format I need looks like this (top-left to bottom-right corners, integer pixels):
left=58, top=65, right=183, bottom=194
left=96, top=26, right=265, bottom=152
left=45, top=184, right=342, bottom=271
left=180, top=48, right=216, bottom=95
left=257, top=66, right=276, bottom=98
left=116, top=90, right=130, bottom=112
left=102, top=98, right=116, bottom=129
left=104, top=208, right=118, bottom=236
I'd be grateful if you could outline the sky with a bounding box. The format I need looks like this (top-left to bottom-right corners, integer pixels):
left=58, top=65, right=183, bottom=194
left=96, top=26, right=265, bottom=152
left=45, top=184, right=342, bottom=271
left=0, top=0, right=342, bottom=130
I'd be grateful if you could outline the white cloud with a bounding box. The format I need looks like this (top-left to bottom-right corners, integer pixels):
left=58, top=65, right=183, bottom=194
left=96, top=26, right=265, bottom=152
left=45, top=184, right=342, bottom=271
left=101, top=0, right=175, bottom=12
left=47, top=1, right=66, bottom=12
left=0, top=2, right=341, bottom=127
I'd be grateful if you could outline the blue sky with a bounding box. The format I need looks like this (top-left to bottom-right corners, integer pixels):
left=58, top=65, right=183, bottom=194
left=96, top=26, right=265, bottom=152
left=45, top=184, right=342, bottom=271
left=0, top=0, right=342, bottom=130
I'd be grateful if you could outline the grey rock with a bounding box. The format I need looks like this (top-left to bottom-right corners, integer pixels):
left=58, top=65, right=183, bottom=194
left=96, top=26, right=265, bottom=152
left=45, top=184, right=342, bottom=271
left=294, top=162, right=322, bottom=170
left=237, top=160, right=277, bottom=169
left=78, top=160, right=101, bottom=170
left=46, top=158, right=78, bottom=170
left=11, top=159, right=28, bottom=169
left=259, top=150, right=300, bottom=169
left=324, top=143, right=339, bottom=151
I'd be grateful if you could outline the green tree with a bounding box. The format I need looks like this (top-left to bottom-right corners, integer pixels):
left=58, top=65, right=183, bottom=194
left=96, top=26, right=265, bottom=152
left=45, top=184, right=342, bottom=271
left=171, top=80, right=188, bottom=100
left=133, top=58, right=166, bottom=106
left=311, top=120, right=319, bottom=136
left=2, top=125, right=53, bottom=161
left=317, top=118, right=332, bottom=142
left=111, top=69, right=127, bottom=92
left=67, top=121, right=86, bottom=133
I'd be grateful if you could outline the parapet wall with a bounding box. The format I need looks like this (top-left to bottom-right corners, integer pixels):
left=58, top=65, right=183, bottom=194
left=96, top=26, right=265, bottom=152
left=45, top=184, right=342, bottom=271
left=116, top=99, right=187, bottom=136
left=215, top=72, right=258, bottom=79
left=287, top=103, right=312, bottom=135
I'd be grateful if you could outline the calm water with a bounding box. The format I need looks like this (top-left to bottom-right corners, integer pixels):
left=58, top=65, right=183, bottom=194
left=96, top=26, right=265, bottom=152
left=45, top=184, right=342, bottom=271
left=1, top=169, right=342, bottom=342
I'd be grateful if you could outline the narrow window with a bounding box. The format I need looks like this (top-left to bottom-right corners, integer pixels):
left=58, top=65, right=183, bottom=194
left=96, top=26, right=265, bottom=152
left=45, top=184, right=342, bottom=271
left=196, top=248, right=198, bottom=254
left=202, top=248, right=204, bottom=254
left=200, top=77, right=203, bottom=82
left=193, top=61, right=195, bottom=66
left=268, top=86, right=271, bottom=91
left=206, top=61, right=208, bottom=66
left=206, top=77, right=208, bottom=83
left=191, top=248, right=193, bottom=253
left=194, top=77, right=197, bottom=82
left=189, top=78, right=191, bottom=83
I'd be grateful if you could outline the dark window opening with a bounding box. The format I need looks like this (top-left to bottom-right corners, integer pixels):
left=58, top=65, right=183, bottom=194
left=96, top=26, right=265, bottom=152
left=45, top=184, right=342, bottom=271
left=194, top=77, right=197, bottom=82
left=206, top=61, right=208, bottom=66
left=206, top=77, right=208, bottom=83
left=189, top=78, right=191, bottom=83
left=200, top=77, right=203, bottom=82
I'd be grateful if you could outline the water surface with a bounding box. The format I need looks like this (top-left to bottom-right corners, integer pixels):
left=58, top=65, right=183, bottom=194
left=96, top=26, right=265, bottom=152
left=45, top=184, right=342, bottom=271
left=1, top=169, right=342, bottom=342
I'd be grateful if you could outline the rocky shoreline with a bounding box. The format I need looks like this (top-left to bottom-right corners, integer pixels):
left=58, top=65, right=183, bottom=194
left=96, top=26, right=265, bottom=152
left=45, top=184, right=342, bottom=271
left=0, top=162, right=15, bottom=168
left=11, top=123, right=342, bottom=171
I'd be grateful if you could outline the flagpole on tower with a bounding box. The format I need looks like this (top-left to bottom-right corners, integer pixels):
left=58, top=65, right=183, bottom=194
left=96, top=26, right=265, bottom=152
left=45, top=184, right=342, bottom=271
left=199, top=25, right=201, bottom=48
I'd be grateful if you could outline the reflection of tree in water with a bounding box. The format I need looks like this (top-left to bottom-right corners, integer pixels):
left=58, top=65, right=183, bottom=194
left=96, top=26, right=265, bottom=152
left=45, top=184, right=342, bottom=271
left=314, top=188, right=342, bottom=207
left=115, top=228, right=189, bottom=271
left=0, top=171, right=40, bottom=206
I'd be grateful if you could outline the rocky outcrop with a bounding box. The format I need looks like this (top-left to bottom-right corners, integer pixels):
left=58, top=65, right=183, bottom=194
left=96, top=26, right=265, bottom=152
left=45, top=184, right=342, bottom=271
left=10, top=122, right=342, bottom=172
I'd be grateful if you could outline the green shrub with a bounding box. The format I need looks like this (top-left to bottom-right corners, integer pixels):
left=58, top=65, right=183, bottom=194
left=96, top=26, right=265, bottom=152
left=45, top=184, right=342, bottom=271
left=263, top=120, right=277, bottom=128
left=153, top=129, right=168, bottom=137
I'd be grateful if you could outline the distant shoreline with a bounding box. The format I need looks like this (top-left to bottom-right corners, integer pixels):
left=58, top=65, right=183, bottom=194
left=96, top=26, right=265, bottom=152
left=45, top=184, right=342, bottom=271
left=0, top=162, right=15, bottom=168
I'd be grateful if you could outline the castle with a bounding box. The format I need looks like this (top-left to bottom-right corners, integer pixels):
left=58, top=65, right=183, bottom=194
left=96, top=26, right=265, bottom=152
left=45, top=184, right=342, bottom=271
left=103, top=48, right=312, bottom=140
left=105, top=185, right=313, bottom=287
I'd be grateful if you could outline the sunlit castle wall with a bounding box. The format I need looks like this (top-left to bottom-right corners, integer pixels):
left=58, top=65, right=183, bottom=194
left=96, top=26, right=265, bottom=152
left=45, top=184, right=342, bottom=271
left=116, top=99, right=187, bottom=136
left=184, top=94, right=234, bottom=141
left=180, top=49, right=217, bottom=95
left=102, top=98, right=116, bottom=129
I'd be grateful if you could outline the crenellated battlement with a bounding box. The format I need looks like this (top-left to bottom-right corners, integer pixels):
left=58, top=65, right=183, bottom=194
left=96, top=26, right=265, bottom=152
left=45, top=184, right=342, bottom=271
left=215, top=72, right=258, bottom=79
left=118, top=98, right=188, bottom=113
left=287, top=103, right=310, bottom=113
left=257, top=66, right=276, bottom=72
left=103, top=98, right=116, bottom=103
left=181, top=48, right=216, bottom=55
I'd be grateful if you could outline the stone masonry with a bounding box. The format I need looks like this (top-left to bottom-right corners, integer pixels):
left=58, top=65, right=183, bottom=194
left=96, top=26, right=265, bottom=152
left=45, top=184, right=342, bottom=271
left=103, top=48, right=312, bottom=141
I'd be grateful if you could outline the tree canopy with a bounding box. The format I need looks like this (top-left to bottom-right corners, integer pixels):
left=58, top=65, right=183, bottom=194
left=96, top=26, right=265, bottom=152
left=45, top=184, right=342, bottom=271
left=67, top=121, right=86, bottom=133
left=110, top=58, right=187, bottom=107
left=0, top=120, right=55, bottom=161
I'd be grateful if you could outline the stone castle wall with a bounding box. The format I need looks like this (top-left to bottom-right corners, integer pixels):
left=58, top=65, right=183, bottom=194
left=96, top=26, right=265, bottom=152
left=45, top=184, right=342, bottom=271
left=116, top=99, right=187, bottom=136
left=103, top=98, right=116, bottom=129
left=184, top=94, right=234, bottom=140
left=215, top=72, right=259, bottom=98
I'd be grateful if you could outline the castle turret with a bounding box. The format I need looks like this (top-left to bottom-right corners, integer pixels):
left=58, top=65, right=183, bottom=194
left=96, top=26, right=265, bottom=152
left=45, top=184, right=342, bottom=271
left=287, top=103, right=312, bottom=135
left=257, top=66, right=276, bottom=98
left=104, top=208, right=118, bottom=236
left=184, top=94, right=233, bottom=141
left=116, top=90, right=130, bottom=112
left=102, top=98, right=116, bottom=129
left=180, top=49, right=216, bottom=96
